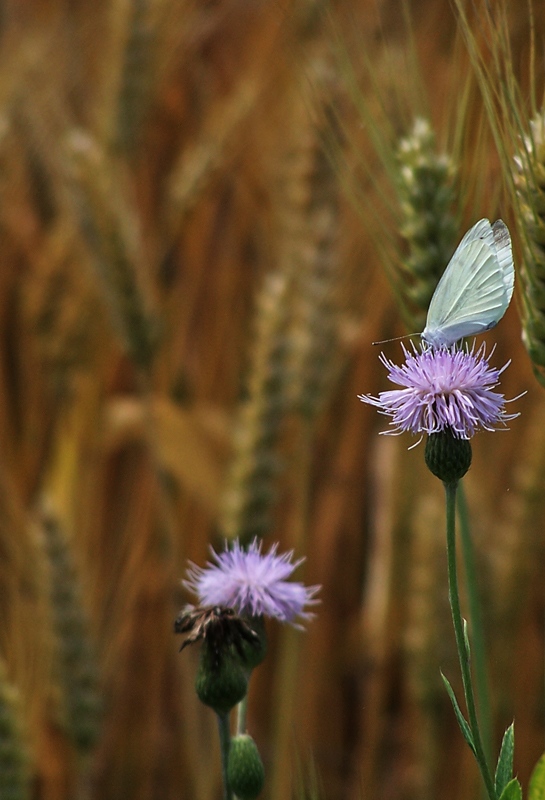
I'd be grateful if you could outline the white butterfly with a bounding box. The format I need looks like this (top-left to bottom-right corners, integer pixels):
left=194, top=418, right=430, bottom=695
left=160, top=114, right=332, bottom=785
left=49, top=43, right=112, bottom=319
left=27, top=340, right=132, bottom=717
left=421, top=218, right=514, bottom=349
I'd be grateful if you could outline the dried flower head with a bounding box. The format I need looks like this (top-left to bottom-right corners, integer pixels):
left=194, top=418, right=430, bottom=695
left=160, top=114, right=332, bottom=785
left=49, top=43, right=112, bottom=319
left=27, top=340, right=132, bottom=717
left=184, top=539, right=320, bottom=628
left=174, top=604, right=259, bottom=659
left=359, top=342, right=520, bottom=440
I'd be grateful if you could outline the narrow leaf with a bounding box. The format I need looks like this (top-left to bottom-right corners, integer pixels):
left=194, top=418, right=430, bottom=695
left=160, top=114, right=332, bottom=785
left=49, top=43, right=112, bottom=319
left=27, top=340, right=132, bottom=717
left=499, top=777, right=522, bottom=800
left=440, top=671, right=476, bottom=755
left=462, top=618, right=471, bottom=663
left=495, top=722, right=515, bottom=797
left=529, top=752, right=545, bottom=800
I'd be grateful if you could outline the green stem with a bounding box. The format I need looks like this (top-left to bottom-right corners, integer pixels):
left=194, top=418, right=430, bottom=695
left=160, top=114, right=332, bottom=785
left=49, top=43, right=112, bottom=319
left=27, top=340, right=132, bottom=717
left=457, top=484, right=493, bottom=771
left=236, top=695, right=248, bottom=735
left=216, top=712, right=233, bottom=800
left=444, top=482, right=496, bottom=800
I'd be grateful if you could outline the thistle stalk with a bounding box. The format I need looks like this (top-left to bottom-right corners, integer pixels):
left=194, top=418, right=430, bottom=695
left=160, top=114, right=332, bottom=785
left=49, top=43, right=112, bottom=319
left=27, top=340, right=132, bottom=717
left=217, top=712, right=233, bottom=800
left=444, top=482, right=496, bottom=800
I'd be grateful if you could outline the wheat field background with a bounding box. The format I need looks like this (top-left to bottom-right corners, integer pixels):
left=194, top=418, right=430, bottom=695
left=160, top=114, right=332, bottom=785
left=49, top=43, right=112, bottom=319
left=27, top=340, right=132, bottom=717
left=0, top=1, right=544, bottom=799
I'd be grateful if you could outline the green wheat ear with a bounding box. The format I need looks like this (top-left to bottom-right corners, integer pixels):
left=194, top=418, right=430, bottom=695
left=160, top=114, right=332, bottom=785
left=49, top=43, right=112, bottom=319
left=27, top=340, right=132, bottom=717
left=514, top=111, right=545, bottom=387
left=0, top=659, right=31, bottom=800
left=452, top=1, right=545, bottom=381
left=42, top=512, right=102, bottom=756
left=65, top=130, right=157, bottom=374
left=220, top=272, right=292, bottom=545
left=277, top=45, right=342, bottom=422
left=396, top=117, right=457, bottom=333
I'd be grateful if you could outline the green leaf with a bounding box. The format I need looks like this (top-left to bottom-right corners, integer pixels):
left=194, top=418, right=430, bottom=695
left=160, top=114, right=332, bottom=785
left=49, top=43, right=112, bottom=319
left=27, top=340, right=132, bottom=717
left=440, top=671, right=476, bottom=756
left=495, top=723, right=515, bottom=798
left=529, top=752, right=545, bottom=800
left=499, top=777, right=522, bottom=800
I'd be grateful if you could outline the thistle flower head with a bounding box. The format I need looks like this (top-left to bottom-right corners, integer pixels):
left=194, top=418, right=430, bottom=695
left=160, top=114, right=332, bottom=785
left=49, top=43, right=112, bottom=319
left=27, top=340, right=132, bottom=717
left=184, top=539, right=320, bottom=628
left=359, top=342, right=520, bottom=440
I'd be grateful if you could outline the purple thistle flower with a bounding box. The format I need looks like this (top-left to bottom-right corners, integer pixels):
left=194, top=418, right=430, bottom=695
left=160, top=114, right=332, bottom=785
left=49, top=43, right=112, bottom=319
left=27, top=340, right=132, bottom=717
left=359, top=342, right=520, bottom=440
left=184, top=539, right=320, bottom=628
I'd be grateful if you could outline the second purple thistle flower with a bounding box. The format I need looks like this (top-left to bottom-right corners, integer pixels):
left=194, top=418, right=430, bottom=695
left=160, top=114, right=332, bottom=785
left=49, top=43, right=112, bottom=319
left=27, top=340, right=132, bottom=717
left=184, top=539, right=320, bottom=628
left=359, top=343, right=520, bottom=440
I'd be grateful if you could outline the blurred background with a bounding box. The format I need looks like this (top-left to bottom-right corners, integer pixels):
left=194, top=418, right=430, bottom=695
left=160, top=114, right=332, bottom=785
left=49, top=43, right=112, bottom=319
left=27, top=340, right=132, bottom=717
left=0, top=0, right=544, bottom=798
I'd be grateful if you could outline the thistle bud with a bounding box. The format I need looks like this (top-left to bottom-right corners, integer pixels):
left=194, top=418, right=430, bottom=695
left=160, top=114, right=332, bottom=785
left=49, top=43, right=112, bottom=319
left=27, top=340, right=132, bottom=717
left=195, top=642, right=247, bottom=715
left=227, top=734, right=265, bottom=800
left=425, top=429, right=472, bottom=484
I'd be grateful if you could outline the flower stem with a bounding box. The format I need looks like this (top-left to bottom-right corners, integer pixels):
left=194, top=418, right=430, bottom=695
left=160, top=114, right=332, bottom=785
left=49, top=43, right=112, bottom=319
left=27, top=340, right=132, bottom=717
left=216, top=712, right=233, bottom=800
left=457, top=484, right=493, bottom=771
left=444, top=482, right=496, bottom=800
left=236, top=695, right=248, bottom=735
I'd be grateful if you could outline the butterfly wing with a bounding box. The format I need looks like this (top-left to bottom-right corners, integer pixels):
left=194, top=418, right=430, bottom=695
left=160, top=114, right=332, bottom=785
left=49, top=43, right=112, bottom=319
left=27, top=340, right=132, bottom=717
left=421, top=218, right=514, bottom=348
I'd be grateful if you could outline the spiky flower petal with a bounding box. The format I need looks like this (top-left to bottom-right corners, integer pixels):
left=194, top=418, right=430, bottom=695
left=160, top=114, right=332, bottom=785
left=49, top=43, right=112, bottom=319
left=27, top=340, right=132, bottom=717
left=359, top=343, right=519, bottom=440
left=184, top=539, right=319, bottom=627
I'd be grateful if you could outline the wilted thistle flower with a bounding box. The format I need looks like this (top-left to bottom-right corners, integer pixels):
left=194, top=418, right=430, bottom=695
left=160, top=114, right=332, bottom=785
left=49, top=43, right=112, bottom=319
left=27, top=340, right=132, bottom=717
left=184, top=539, right=320, bottom=628
left=174, top=604, right=260, bottom=659
left=359, top=343, right=519, bottom=440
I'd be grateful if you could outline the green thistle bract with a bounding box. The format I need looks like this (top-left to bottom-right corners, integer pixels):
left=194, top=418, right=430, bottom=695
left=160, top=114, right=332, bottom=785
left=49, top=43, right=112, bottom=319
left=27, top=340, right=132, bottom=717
left=425, top=429, right=472, bottom=483
left=194, top=641, right=248, bottom=715
left=227, top=734, right=265, bottom=800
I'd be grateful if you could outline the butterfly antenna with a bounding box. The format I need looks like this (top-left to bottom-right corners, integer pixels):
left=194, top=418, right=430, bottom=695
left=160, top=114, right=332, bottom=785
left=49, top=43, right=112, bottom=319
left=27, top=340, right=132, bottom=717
left=372, top=332, right=419, bottom=346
